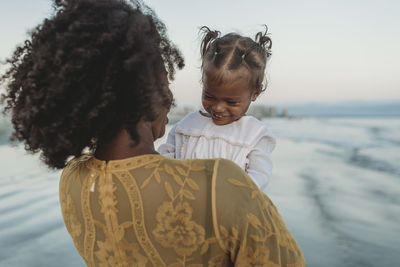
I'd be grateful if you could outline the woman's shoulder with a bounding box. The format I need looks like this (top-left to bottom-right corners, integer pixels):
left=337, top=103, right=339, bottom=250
left=212, top=158, right=305, bottom=265
left=161, top=156, right=217, bottom=172
left=212, top=158, right=259, bottom=205
left=59, top=155, right=99, bottom=202
left=60, top=154, right=92, bottom=184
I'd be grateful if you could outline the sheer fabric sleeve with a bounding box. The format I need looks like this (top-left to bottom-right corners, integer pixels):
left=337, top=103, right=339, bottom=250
left=157, top=124, right=177, bottom=158
left=213, top=159, right=305, bottom=266
left=59, top=157, right=90, bottom=265
left=246, top=135, right=276, bottom=191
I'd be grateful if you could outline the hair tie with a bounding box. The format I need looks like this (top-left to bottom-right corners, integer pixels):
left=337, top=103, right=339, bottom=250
left=241, top=53, right=246, bottom=59
left=214, top=51, right=218, bottom=55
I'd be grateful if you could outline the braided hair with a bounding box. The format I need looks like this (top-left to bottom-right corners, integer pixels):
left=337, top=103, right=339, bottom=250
left=200, top=25, right=272, bottom=94
left=0, top=0, right=184, bottom=169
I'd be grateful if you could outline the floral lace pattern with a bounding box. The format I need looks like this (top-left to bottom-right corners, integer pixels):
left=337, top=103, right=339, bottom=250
left=153, top=201, right=205, bottom=256
left=59, top=155, right=305, bottom=266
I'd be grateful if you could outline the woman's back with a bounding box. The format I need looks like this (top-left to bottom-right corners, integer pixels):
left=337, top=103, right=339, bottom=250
left=1, top=0, right=304, bottom=265
left=60, top=155, right=304, bottom=266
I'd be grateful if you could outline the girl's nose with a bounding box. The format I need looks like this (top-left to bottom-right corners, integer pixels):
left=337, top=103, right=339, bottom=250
left=213, top=102, right=225, bottom=113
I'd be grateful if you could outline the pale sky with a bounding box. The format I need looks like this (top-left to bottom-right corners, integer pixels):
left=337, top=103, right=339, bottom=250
left=1, top=0, right=399, bottom=106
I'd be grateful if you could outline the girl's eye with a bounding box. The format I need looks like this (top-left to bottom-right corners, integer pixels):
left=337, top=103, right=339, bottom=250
left=204, top=94, right=214, bottom=99
left=227, top=101, right=238, bottom=105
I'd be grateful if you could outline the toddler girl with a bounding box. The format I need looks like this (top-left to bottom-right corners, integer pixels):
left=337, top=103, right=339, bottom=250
left=159, top=26, right=276, bottom=191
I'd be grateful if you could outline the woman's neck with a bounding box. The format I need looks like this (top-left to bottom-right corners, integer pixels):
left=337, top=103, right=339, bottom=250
left=94, top=125, right=157, bottom=161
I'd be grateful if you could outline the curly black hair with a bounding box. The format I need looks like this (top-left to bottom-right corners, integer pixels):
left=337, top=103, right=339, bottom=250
left=199, top=26, right=272, bottom=95
left=0, top=0, right=184, bottom=169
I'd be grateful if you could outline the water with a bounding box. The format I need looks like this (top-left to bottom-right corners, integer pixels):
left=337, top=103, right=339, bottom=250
left=0, top=116, right=399, bottom=266
left=263, top=117, right=400, bottom=267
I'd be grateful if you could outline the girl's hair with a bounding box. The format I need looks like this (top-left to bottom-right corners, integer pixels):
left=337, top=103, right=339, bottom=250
left=200, top=26, right=272, bottom=94
left=0, top=0, right=184, bottom=169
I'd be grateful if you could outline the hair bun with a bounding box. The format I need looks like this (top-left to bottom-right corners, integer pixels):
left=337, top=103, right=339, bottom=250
left=255, top=25, right=272, bottom=56
left=199, top=26, right=220, bottom=57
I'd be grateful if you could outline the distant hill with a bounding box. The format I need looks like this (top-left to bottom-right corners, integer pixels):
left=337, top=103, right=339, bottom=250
left=282, top=101, right=400, bottom=117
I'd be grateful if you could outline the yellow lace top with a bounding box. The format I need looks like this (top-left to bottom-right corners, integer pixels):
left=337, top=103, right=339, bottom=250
left=59, top=154, right=305, bottom=266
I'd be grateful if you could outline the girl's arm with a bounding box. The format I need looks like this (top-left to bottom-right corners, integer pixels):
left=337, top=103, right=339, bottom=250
left=157, top=124, right=177, bottom=158
left=246, top=135, right=276, bottom=191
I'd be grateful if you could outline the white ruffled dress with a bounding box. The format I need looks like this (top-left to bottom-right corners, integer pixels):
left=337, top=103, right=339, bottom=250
left=158, top=111, right=276, bottom=190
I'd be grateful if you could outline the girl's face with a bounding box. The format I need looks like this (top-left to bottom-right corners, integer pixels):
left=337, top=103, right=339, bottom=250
left=202, top=72, right=258, bottom=125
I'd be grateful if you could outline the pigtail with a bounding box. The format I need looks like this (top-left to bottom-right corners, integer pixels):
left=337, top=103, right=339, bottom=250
left=199, top=26, right=220, bottom=57
left=255, top=25, right=272, bottom=57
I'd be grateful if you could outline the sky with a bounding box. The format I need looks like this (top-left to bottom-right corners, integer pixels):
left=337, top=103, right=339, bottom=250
left=1, top=0, right=399, bottom=106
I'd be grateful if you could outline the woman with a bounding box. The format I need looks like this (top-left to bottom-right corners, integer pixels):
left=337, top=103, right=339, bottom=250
left=1, top=0, right=305, bottom=266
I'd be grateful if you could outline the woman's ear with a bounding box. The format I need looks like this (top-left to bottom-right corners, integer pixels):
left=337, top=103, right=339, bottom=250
left=251, top=92, right=259, bottom=101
